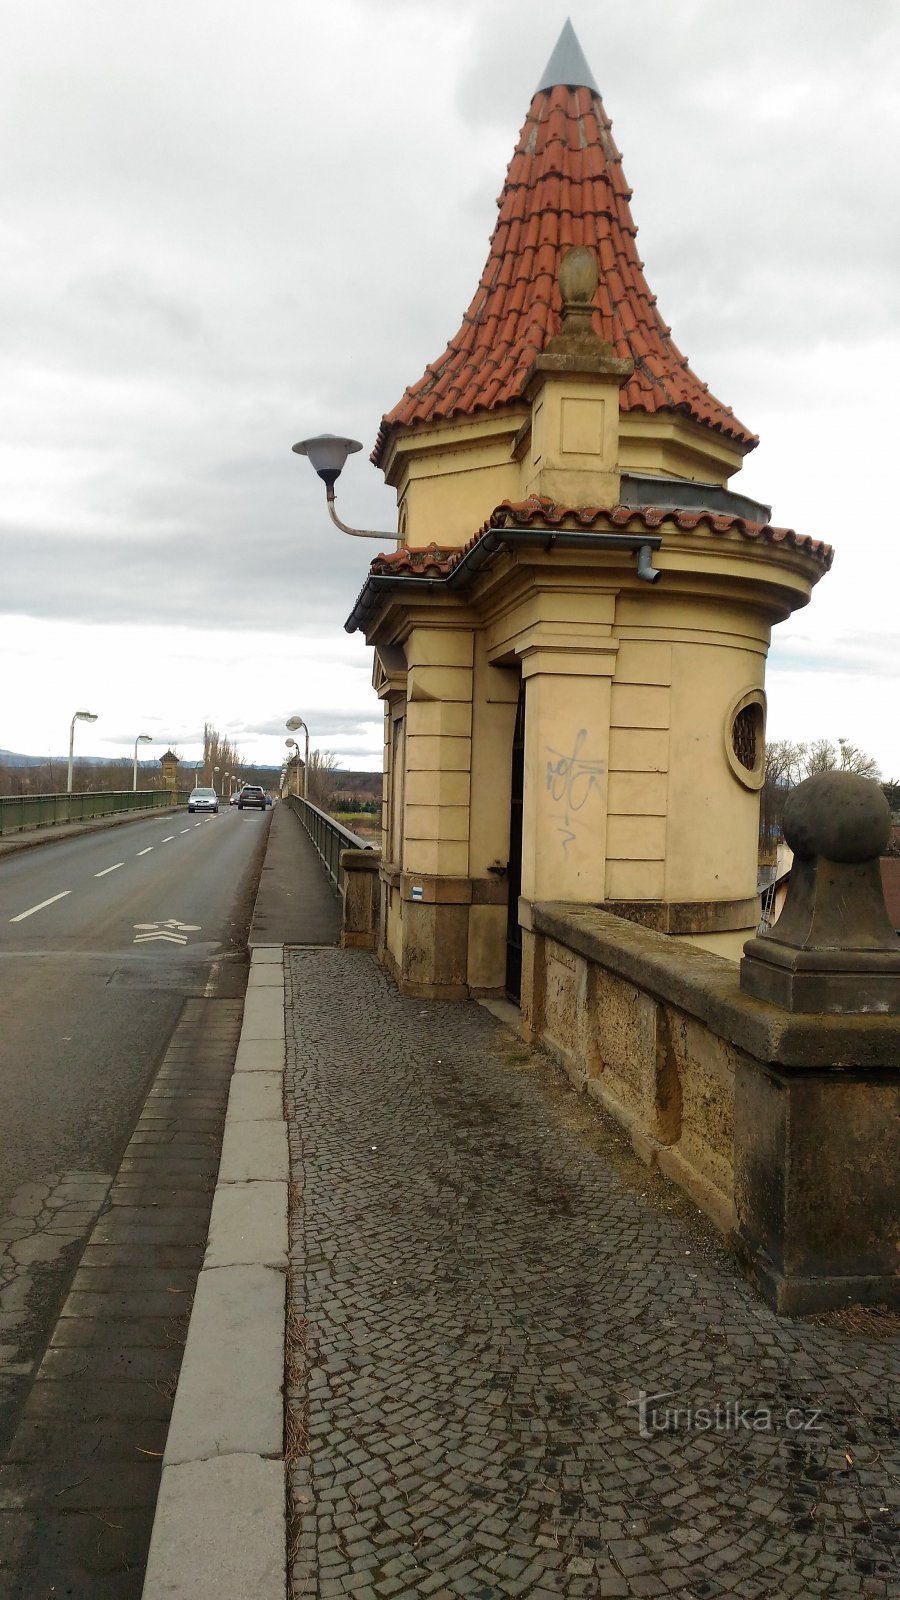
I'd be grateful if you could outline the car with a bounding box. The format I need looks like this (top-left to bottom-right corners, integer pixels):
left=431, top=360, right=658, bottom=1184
left=229, top=792, right=239, bottom=806
left=188, top=786, right=218, bottom=814
left=237, top=785, right=267, bottom=810
left=265, top=792, right=273, bottom=807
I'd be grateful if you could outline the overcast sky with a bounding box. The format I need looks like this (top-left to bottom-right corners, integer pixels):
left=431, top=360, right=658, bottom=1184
left=3, top=0, right=898, bottom=777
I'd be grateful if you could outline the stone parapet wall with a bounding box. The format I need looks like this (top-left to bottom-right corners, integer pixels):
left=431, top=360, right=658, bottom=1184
left=524, top=906, right=739, bottom=1230
left=520, top=900, right=900, bottom=1314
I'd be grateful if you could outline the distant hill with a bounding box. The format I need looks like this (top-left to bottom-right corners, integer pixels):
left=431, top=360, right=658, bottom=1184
left=0, top=748, right=49, bottom=767
left=0, top=749, right=376, bottom=783
left=332, top=770, right=381, bottom=801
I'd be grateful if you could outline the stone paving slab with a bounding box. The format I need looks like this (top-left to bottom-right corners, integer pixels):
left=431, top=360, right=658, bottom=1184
left=234, top=1037, right=286, bottom=1073
left=218, top=1115, right=289, bottom=1182
left=144, top=1455, right=285, bottom=1600
left=226, top=1068, right=283, bottom=1120
left=162, top=1262, right=285, bottom=1466
left=205, top=1180, right=288, bottom=1269
left=240, top=988, right=286, bottom=1041
left=285, top=947, right=900, bottom=1600
left=143, top=942, right=290, bottom=1599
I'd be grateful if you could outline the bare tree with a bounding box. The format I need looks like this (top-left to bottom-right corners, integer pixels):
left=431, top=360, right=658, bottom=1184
left=306, top=750, right=338, bottom=808
left=760, top=735, right=881, bottom=854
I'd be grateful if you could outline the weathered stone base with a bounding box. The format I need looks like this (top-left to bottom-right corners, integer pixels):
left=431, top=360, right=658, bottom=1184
left=376, top=864, right=508, bottom=998
left=733, top=1244, right=900, bottom=1317
left=733, top=1058, right=900, bottom=1314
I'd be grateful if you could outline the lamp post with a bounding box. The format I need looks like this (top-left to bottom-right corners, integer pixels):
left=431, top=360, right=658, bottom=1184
left=67, top=710, right=98, bottom=794
left=285, top=738, right=302, bottom=797
left=291, top=435, right=393, bottom=540
left=285, top=717, right=309, bottom=798
left=133, top=733, right=152, bottom=791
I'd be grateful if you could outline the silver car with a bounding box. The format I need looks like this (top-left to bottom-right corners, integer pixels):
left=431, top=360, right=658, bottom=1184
left=188, top=786, right=219, bottom=814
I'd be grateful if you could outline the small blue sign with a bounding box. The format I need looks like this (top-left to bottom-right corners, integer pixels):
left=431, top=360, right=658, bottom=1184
left=411, top=885, right=424, bottom=902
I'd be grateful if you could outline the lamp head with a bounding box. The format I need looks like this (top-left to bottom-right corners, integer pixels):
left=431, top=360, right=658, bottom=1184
left=137, top=733, right=151, bottom=743
left=291, top=433, right=362, bottom=490
left=75, top=710, right=98, bottom=723
left=286, top=715, right=306, bottom=733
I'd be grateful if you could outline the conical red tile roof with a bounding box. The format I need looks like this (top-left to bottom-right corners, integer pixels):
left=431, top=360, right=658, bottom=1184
left=373, top=58, right=756, bottom=466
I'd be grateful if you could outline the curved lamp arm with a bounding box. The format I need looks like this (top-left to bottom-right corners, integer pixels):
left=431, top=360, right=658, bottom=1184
left=326, top=487, right=391, bottom=541
left=293, top=434, right=396, bottom=543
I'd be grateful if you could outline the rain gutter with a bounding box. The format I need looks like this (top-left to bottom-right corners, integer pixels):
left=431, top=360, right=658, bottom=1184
left=344, top=525, right=662, bottom=634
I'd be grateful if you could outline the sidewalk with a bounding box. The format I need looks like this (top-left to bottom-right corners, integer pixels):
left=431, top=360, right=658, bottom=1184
left=145, top=805, right=899, bottom=1600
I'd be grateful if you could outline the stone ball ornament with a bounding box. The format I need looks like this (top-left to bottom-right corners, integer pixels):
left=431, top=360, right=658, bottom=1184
left=782, top=771, right=891, bottom=864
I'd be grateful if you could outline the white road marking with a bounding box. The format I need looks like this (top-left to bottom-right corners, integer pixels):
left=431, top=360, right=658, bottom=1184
left=10, top=891, right=71, bottom=923
left=180, top=828, right=191, bottom=835
left=95, top=863, right=123, bottom=878
left=161, top=836, right=175, bottom=843
left=133, top=917, right=201, bottom=947
left=137, top=847, right=153, bottom=856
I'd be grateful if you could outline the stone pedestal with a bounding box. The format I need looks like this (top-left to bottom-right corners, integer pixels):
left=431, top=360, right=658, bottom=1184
left=340, top=848, right=381, bottom=950
left=734, top=1058, right=900, bottom=1314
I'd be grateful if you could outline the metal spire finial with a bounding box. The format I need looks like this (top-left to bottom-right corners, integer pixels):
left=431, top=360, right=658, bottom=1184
left=534, top=18, right=599, bottom=94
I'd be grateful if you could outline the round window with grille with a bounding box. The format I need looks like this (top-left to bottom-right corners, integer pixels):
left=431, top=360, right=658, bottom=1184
left=724, top=690, right=766, bottom=790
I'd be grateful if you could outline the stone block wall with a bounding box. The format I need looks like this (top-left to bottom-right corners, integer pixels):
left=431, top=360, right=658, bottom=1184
left=521, top=901, right=899, bottom=1314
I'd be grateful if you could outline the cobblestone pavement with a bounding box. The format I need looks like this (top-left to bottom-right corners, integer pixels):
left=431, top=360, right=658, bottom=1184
left=285, top=950, right=899, bottom=1600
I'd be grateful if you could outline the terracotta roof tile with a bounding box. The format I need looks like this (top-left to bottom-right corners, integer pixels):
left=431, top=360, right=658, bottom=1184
left=484, top=496, right=833, bottom=565
left=364, top=498, right=833, bottom=580
left=373, top=78, right=755, bottom=467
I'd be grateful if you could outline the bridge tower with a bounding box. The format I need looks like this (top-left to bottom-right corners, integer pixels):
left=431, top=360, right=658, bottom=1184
left=347, top=21, right=831, bottom=1001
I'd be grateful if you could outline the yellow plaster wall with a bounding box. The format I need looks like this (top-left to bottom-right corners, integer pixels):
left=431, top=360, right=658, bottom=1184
left=664, top=638, right=766, bottom=905
left=604, top=639, right=671, bottom=900
left=387, top=413, right=525, bottom=551
left=520, top=665, right=613, bottom=904
left=524, top=376, right=622, bottom=507
left=403, top=627, right=474, bottom=879
left=618, top=413, right=746, bottom=485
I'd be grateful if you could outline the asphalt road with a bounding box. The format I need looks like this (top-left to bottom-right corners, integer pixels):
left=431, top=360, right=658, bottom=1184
left=0, top=803, right=270, bottom=1446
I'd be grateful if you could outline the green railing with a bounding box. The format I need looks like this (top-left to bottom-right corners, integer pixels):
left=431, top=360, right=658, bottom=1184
left=0, top=790, right=190, bottom=837
left=286, top=795, right=372, bottom=892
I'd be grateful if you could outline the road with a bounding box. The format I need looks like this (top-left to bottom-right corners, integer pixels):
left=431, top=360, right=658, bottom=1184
left=0, top=803, right=270, bottom=1447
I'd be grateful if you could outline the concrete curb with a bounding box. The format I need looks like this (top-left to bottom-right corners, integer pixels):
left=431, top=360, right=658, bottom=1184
left=142, top=945, right=288, bottom=1600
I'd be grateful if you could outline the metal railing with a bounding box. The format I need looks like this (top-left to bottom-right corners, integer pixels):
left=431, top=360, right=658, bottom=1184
left=0, top=789, right=189, bottom=837
left=286, top=795, right=373, bottom=892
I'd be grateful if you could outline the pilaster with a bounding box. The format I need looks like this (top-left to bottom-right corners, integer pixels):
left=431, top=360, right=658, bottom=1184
left=518, top=626, right=619, bottom=906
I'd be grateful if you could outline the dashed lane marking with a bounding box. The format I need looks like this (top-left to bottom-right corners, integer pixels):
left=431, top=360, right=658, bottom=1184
left=161, top=836, right=175, bottom=843
left=94, top=863, right=123, bottom=877
left=137, top=847, right=153, bottom=856
left=9, top=891, right=72, bottom=923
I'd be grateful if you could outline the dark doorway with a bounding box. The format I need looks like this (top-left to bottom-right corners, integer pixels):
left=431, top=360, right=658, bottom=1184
left=505, top=678, right=526, bottom=1001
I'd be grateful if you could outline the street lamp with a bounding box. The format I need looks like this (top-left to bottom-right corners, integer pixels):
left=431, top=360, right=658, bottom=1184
left=285, top=738, right=302, bottom=798
left=285, top=717, right=309, bottom=798
left=67, top=710, right=98, bottom=794
left=291, top=434, right=393, bottom=541
left=133, top=733, right=152, bottom=791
